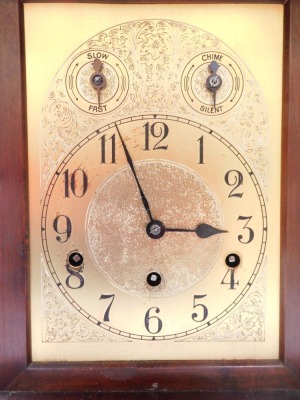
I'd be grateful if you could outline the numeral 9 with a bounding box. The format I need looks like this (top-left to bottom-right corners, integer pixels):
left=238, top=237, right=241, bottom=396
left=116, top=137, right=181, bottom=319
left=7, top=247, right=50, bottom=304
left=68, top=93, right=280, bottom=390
left=53, top=215, right=72, bottom=243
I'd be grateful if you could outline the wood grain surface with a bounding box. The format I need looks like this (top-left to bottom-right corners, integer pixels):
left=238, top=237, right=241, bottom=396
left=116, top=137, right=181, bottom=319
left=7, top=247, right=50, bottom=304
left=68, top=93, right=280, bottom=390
left=0, top=0, right=300, bottom=398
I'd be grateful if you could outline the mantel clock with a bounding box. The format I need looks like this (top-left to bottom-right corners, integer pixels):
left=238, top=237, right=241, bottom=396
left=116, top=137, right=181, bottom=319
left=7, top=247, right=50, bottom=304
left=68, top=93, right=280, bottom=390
left=1, top=1, right=300, bottom=399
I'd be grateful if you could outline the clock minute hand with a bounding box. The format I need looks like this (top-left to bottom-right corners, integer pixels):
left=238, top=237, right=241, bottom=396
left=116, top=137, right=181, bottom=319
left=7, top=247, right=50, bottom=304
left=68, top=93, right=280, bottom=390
left=165, top=223, right=228, bottom=239
left=115, top=123, right=154, bottom=222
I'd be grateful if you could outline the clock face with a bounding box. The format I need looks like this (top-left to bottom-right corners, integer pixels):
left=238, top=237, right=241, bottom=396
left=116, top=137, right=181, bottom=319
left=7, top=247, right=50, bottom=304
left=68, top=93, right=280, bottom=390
left=25, top=4, right=282, bottom=361
left=42, top=114, right=266, bottom=339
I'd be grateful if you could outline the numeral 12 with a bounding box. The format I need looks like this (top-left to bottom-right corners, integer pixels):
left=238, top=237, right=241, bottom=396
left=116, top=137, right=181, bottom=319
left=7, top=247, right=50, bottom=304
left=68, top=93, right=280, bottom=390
left=143, top=122, right=169, bottom=151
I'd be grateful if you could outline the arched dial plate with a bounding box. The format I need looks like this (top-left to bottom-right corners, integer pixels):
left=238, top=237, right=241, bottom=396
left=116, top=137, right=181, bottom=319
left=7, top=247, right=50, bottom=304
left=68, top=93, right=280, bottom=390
left=41, top=114, right=267, bottom=340
left=29, top=10, right=283, bottom=362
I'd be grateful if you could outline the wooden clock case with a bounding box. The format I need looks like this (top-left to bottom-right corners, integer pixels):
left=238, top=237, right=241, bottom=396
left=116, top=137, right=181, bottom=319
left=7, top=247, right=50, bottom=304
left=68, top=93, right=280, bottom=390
left=0, top=0, right=300, bottom=398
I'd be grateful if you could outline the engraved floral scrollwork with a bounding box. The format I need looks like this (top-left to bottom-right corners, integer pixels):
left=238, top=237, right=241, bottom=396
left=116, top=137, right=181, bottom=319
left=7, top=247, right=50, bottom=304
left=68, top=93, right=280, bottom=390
left=42, top=268, right=128, bottom=342
left=181, top=291, right=264, bottom=342
left=41, top=19, right=268, bottom=187
left=41, top=79, right=104, bottom=184
left=86, top=20, right=222, bottom=114
left=40, top=19, right=268, bottom=343
left=181, top=267, right=266, bottom=342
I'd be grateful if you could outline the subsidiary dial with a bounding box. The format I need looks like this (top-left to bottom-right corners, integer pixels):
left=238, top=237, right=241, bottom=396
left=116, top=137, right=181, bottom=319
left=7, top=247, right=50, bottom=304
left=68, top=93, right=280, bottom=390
left=65, top=50, right=129, bottom=115
left=181, top=52, right=244, bottom=115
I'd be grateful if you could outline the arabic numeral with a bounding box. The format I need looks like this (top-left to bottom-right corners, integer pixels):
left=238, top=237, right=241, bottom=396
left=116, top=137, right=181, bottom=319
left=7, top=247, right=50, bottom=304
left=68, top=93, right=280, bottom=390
left=99, top=133, right=116, bottom=164
left=53, top=215, right=72, bottom=243
left=63, top=169, right=88, bottom=198
left=192, top=294, right=208, bottom=322
left=197, top=136, right=204, bottom=164
left=225, top=170, right=243, bottom=198
left=221, top=269, right=239, bottom=289
left=238, top=216, right=254, bottom=244
left=144, top=122, right=169, bottom=151
left=144, top=307, right=162, bottom=334
left=66, top=266, right=84, bottom=289
left=99, top=294, right=115, bottom=322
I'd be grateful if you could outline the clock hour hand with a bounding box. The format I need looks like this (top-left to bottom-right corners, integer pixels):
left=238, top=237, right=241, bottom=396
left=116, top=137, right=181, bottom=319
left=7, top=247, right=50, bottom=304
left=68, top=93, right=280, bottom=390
left=115, top=123, right=154, bottom=222
left=165, top=223, right=228, bottom=239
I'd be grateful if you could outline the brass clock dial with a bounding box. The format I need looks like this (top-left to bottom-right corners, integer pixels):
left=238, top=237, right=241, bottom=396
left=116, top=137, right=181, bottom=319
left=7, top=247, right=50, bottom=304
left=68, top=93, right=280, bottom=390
left=25, top=4, right=282, bottom=362
left=42, top=114, right=266, bottom=339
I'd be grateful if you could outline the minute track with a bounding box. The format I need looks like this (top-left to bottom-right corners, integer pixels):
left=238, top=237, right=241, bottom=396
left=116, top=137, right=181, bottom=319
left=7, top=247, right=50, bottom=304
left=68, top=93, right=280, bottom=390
left=41, top=114, right=267, bottom=340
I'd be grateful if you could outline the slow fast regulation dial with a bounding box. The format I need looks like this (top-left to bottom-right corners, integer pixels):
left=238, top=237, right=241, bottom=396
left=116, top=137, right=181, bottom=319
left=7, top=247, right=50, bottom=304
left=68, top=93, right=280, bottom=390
left=65, top=50, right=129, bottom=115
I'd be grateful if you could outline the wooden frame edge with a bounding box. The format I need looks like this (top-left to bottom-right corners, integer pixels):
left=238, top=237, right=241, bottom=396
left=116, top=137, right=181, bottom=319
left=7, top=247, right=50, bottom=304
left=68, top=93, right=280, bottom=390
left=5, top=360, right=300, bottom=391
left=1, top=0, right=300, bottom=397
left=0, top=0, right=29, bottom=389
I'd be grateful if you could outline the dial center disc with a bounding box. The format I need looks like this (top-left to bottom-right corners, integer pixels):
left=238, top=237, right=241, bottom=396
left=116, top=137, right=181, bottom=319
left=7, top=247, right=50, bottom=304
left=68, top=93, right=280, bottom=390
left=86, top=160, right=223, bottom=297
